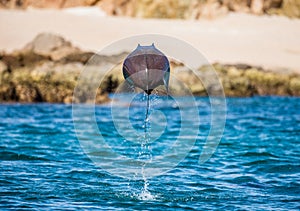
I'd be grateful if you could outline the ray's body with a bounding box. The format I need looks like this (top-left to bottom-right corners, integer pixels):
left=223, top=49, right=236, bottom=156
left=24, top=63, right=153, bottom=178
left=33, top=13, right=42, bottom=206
left=122, top=44, right=170, bottom=95
left=122, top=44, right=170, bottom=161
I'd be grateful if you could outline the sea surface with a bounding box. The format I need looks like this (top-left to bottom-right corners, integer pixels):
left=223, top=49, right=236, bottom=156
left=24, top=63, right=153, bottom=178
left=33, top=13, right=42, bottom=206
left=0, top=96, right=299, bottom=210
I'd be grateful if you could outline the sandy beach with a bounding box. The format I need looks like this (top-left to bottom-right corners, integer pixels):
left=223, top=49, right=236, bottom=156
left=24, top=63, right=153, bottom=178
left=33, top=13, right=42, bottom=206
left=1, top=8, right=300, bottom=73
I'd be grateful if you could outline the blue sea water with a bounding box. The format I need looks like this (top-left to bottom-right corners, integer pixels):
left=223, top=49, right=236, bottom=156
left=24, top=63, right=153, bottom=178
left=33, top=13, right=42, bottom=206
left=0, top=96, right=299, bottom=210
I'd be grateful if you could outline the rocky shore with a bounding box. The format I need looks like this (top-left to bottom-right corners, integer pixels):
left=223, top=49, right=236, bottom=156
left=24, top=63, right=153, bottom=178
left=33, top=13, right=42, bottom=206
left=1, top=0, right=300, bottom=19
left=0, top=33, right=299, bottom=103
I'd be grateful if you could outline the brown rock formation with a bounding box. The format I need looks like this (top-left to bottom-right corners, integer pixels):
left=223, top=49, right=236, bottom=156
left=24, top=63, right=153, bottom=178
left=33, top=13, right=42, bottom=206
left=0, top=0, right=299, bottom=18
left=96, top=0, right=300, bottom=19
left=0, top=33, right=113, bottom=103
left=282, top=0, right=300, bottom=17
left=0, top=33, right=299, bottom=104
left=22, top=33, right=81, bottom=61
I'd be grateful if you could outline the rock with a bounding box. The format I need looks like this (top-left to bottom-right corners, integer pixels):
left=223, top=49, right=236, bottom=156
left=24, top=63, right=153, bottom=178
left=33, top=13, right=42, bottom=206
left=0, top=0, right=25, bottom=9
left=0, top=32, right=111, bottom=104
left=0, top=82, right=17, bottom=101
left=25, top=0, right=65, bottom=9
left=264, top=0, right=283, bottom=10
left=0, top=61, right=8, bottom=73
left=111, top=0, right=299, bottom=19
left=211, top=63, right=300, bottom=96
left=0, top=0, right=101, bottom=9
left=0, top=55, right=19, bottom=70
left=227, top=66, right=242, bottom=77
left=95, top=91, right=110, bottom=104
left=1, top=52, right=49, bottom=71
left=97, top=0, right=133, bottom=17
left=289, top=77, right=300, bottom=95
left=1, top=33, right=300, bottom=104
left=22, top=33, right=81, bottom=61
left=62, top=0, right=99, bottom=8
left=97, top=0, right=194, bottom=19
left=63, top=95, right=73, bottom=103
left=1, top=0, right=300, bottom=19
left=15, top=84, right=42, bottom=102
left=142, top=0, right=190, bottom=19
left=199, top=1, right=228, bottom=19
left=222, top=0, right=250, bottom=12
left=251, top=0, right=264, bottom=14
left=282, top=0, right=300, bottom=18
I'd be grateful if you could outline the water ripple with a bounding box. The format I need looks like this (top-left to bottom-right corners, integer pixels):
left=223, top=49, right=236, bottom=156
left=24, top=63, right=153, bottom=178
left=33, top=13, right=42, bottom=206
left=0, top=97, right=299, bottom=210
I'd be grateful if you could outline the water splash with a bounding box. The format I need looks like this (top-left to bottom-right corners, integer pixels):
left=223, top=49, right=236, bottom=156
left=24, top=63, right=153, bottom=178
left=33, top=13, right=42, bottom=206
left=137, top=92, right=154, bottom=200
left=138, top=92, right=152, bottom=161
left=118, top=179, right=157, bottom=201
left=137, top=167, right=156, bottom=200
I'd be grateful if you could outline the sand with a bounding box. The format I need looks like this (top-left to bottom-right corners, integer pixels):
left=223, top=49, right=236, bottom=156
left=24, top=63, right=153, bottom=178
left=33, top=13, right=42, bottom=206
left=0, top=8, right=300, bottom=72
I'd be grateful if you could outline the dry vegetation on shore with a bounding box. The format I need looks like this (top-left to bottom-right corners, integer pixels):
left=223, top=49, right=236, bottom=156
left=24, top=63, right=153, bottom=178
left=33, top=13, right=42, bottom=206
left=0, top=33, right=299, bottom=103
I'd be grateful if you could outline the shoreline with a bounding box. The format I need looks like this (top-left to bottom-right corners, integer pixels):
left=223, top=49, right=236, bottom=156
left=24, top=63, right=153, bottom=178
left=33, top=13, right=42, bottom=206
left=1, top=8, right=300, bottom=103
left=1, top=9, right=300, bottom=73
left=0, top=95, right=299, bottom=106
left=0, top=32, right=299, bottom=103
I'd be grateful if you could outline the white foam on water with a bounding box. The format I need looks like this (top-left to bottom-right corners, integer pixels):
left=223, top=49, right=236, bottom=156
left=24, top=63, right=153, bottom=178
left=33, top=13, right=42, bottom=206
left=116, top=185, right=158, bottom=201
left=139, top=171, right=153, bottom=200
left=137, top=189, right=156, bottom=201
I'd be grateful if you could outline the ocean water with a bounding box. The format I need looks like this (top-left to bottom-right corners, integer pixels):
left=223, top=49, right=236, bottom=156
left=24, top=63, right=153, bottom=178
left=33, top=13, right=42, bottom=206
left=0, top=96, right=299, bottom=210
